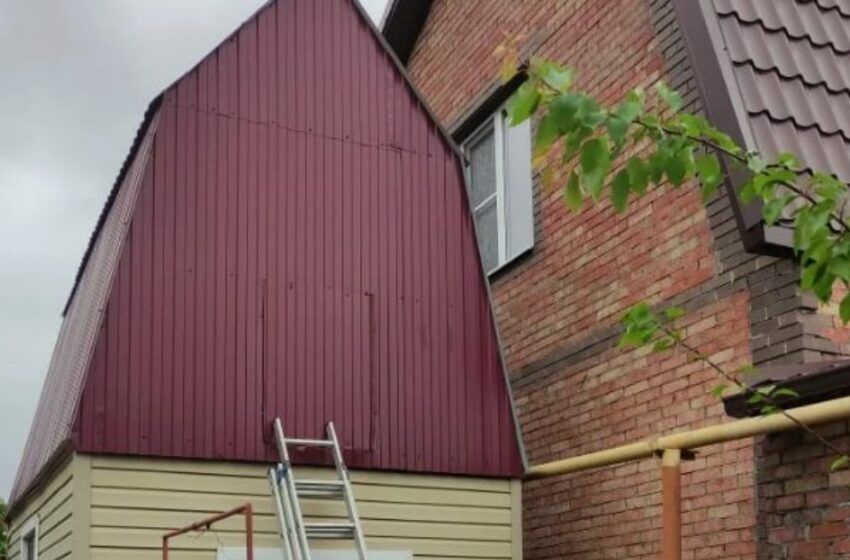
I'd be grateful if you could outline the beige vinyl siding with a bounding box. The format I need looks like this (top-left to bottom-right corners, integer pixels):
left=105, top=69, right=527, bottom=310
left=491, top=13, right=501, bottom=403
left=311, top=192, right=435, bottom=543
left=88, top=455, right=521, bottom=560
left=6, top=456, right=83, bottom=560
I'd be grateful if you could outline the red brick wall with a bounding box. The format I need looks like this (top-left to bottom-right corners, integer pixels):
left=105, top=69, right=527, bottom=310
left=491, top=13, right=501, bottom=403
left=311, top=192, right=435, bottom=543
left=404, top=0, right=759, bottom=558
left=518, top=292, right=755, bottom=559
left=758, top=422, right=850, bottom=559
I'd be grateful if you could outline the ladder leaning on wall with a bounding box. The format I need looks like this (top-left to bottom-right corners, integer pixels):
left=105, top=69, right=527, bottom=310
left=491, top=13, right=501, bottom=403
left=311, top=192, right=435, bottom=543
left=268, top=417, right=369, bottom=560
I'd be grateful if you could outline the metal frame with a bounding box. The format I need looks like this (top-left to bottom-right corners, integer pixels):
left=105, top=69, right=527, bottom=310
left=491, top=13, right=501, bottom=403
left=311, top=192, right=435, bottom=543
left=161, top=503, right=254, bottom=560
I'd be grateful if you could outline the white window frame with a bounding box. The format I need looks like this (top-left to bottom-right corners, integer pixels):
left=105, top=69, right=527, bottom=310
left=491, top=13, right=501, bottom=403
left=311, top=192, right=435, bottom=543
left=21, top=515, right=39, bottom=560
left=463, top=105, right=533, bottom=275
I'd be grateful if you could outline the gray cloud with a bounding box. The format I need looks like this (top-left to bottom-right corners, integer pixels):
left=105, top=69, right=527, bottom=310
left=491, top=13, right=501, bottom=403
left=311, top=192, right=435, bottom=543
left=0, top=0, right=388, bottom=500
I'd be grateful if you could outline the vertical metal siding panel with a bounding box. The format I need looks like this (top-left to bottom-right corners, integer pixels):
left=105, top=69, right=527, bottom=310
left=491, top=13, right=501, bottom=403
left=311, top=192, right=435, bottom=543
left=200, top=58, right=216, bottom=458
left=214, top=50, right=229, bottom=459
left=173, top=88, right=188, bottom=457
left=163, top=98, right=178, bottom=457
left=236, top=27, right=250, bottom=459
left=150, top=118, right=167, bottom=457
left=184, top=77, right=199, bottom=455
left=127, top=190, right=143, bottom=455
left=104, top=264, right=120, bottom=450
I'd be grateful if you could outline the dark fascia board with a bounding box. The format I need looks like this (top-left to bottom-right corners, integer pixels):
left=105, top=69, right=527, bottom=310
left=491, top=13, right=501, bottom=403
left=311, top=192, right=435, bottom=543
left=724, top=359, right=850, bottom=418
left=381, top=0, right=433, bottom=65
left=671, top=0, right=793, bottom=256
left=450, top=71, right=529, bottom=144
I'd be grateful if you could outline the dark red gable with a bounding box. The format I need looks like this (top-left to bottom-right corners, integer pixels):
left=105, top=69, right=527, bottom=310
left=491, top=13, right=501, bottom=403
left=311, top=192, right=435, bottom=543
left=11, top=0, right=523, bottom=505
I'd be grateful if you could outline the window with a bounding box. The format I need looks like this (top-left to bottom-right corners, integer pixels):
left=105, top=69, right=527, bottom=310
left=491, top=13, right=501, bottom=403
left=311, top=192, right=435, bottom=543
left=21, top=516, right=38, bottom=560
left=463, top=107, right=534, bottom=274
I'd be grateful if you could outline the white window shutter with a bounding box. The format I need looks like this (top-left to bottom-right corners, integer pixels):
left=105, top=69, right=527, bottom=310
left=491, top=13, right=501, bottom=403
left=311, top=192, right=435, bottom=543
left=503, top=117, right=534, bottom=261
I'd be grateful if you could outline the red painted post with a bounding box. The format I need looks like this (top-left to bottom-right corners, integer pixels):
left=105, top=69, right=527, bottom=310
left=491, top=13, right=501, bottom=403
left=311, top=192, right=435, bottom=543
left=245, top=502, right=254, bottom=560
left=662, top=449, right=682, bottom=560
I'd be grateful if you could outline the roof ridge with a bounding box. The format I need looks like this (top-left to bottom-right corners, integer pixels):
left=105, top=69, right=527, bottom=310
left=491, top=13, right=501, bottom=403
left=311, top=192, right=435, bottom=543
left=735, top=59, right=850, bottom=97
left=749, top=109, right=850, bottom=143
left=717, top=7, right=850, bottom=55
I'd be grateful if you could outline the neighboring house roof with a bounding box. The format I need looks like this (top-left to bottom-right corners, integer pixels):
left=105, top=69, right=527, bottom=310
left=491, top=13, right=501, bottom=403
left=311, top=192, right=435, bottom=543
left=709, top=0, right=850, bottom=184
left=11, top=0, right=524, bottom=513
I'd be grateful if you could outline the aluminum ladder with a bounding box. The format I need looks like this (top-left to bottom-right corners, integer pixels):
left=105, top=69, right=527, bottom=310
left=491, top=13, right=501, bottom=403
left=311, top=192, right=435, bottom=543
left=268, top=418, right=368, bottom=560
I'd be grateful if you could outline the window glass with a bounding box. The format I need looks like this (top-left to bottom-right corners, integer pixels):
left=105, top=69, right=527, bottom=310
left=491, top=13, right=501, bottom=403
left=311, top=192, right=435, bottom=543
left=463, top=105, right=533, bottom=275
left=24, top=531, right=36, bottom=560
left=475, top=199, right=499, bottom=272
left=468, top=127, right=497, bottom=208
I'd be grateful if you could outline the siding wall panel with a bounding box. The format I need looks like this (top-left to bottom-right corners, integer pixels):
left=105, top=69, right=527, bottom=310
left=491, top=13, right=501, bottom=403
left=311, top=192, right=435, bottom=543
left=7, top=459, right=75, bottom=560
left=87, top=455, right=520, bottom=560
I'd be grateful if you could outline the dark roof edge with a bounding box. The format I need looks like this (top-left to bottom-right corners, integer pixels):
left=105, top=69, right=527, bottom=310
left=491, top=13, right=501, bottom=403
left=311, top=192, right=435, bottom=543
left=61, top=95, right=163, bottom=316
left=381, top=0, right=433, bottom=65
left=724, top=359, right=850, bottom=418
left=671, top=0, right=794, bottom=256
left=6, top=439, right=73, bottom=518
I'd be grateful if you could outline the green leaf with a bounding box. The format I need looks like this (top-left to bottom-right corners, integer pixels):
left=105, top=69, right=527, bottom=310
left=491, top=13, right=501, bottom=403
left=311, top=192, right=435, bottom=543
left=548, top=93, right=583, bottom=133
left=664, top=306, right=685, bottom=320
left=746, top=152, right=767, bottom=174
left=831, top=455, right=850, bottom=472
left=656, top=82, right=683, bottom=112
left=507, top=82, right=541, bottom=125
left=665, top=146, right=695, bottom=187
left=535, top=114, right=560, bottom=155
left=564, top=171, right=583, bottom=211
left=537, top=62, right=575, bottom=93
left=772, top=387, right=800, bottom=400
left=627, top=157, right=649, bottom=195
left=695, top=153, right=722, bottom=202
left=608, top=98, right=644, bottom=147
left=840, top=293, right=850, bottom=324
left=611, top=169, right=631, bottom=212
left=653, top=337, right=676, bottom=352
left=580, top=138, right=611, bottom=201
left=711, top=384, right=729, bottom=399
left=762, top=196, right=789, bottom=226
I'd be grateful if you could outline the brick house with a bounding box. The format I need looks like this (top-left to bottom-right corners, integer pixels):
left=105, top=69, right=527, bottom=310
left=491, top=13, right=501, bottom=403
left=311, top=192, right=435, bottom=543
left=383, top=1, right=850, bottom=558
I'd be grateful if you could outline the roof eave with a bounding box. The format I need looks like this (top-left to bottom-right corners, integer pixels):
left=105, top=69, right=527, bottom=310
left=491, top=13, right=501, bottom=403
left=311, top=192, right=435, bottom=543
left=380, top=0, right=432, bottom=65
left=672, top=0, right=793, bottom=256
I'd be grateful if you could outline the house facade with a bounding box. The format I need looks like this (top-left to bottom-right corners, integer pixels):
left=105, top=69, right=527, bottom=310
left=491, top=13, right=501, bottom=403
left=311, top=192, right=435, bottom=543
left=383, top=0, right=850, bottom=558
left=6, top=1, right=524, bottom=558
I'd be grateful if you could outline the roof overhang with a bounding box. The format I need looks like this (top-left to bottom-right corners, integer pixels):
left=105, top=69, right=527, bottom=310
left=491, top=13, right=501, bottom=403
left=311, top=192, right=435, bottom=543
left=724, top=360, right=850, bottom=418
left=381, top=0, right=432, bottom=65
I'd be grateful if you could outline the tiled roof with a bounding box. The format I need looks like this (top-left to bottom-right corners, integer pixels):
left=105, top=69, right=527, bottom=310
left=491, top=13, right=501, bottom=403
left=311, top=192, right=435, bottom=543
left=712, top=0, right=850, bottom=182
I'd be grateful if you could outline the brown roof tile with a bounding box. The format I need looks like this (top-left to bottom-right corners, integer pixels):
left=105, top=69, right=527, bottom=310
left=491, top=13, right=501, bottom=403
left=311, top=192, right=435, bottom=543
left=711, top=0, right=850, bottom=183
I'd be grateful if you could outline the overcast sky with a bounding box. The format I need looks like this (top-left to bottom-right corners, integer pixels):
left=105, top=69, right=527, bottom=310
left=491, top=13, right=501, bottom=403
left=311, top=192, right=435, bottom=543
left=0, top=0, right=389, bottom=501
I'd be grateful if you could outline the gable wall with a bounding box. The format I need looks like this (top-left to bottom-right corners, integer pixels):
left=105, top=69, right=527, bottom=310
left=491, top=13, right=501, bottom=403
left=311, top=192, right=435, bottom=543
left=63, top=0, right=521, bottom=478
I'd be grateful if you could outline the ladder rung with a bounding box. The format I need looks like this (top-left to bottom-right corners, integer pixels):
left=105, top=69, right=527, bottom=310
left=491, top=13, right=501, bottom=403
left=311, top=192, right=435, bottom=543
left=304, top=522, right=355, bottom=539
left=286, top=437, right=334, bottom=448
left=295, top=480, right=345, bottom=498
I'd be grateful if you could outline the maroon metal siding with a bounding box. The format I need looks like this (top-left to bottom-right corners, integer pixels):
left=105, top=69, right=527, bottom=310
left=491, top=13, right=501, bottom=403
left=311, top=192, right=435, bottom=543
left=53, top=0, right=522, bottom=478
